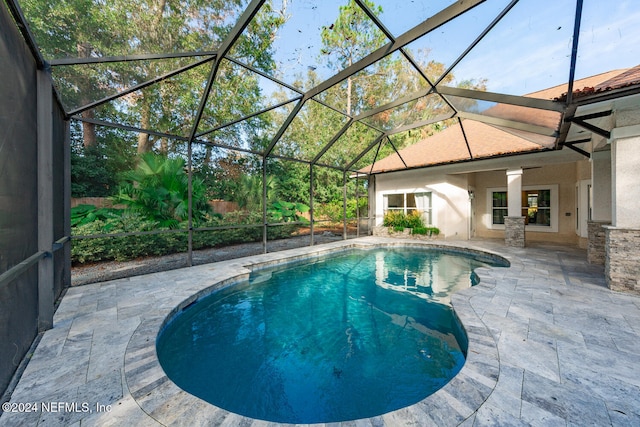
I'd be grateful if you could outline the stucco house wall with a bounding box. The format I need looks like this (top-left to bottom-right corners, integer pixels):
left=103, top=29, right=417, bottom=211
left=371, top=157, right=596, bottom=245
left=372, top=168, right=471, bottom=240
left=473, top=161, right=587, bottom=245
left=591, top=150, right=612, bottom=222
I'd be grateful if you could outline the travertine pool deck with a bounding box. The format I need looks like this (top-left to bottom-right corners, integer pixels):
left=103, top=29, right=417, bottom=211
left=1, top=237, right=639, bottom=426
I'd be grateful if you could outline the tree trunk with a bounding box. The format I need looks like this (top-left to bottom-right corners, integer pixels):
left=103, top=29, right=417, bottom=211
left=77, top=42, right=97, bottom=149
left=81, top=110, right=97, bottom=148
left=159, top=138, right=168, bottom=154
left=346, top=55, right=353, bottom=116
left=136, top=0, right=166, bottom=154
left=203, top=145, right=212, bottom=167
left=137, top=98, right=153, bottom=153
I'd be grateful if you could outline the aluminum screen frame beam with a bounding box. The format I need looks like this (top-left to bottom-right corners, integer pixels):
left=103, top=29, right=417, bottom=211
left=225, top=56, right=352, bottom=120
left=49, top=51, right=217, bottom=66
left=367, top=137, right=388, bottom=175
left=556, top=0, right=584, bottom=148
left=386, top=135, right=408, bottom=169
left=66, top=56, right=216, bottom=117
left=71, top=115, right=191, bottom=142
left=37, top=70, right=54, bottom=331
left=354, top=0, right=434, bottom=89
left=386, top=113, right=457, bottom=137
left=5, top=0, right=46, bottom=69
left=437, top=86, right=564, bottom=112
left=225, top=56, right=305, bottom=96
left=568, top=110, right=613, bottom=121
left=71, top=114, right=264, bottom=157
left=564, top=141, right=591, bottom=158
left=263, top=98, right=306, bottom=157
left=566, top=118, right=611, bottom=139
left=196, top=96, right=302, bottom=139
left=563, top=110, right=613, bottom=140
left=344, top=111, right=455, bottom=173
left=457, top=111, right=559, bottom=138
left=310, top=119, right=354, bottom=165
left=565, top=0, right=584, bottom=107
left=225, top=56, right=355, bottom=131
left=458, top=117, right=474, bottom=160
left=0, top=251, right=47, bottom=291
left=345, top=134, right=386, bottom=171
left=353, top=88, right=433, bottom=122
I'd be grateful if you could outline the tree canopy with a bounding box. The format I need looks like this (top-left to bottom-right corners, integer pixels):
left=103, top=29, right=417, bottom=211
left=21, top=0, right=485, bottom=210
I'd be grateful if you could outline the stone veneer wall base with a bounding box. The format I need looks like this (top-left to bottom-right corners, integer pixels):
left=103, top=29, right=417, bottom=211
left=504, top=216, right=525, bottom=248
left=587, top=221, right=609, bottom=265
left=605, top=226, right=640, bottom=294
left=371, top=226, right=441, bottom=240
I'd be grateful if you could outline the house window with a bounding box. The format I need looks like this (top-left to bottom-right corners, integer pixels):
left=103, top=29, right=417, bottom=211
left=492, top=191, right=508, bottom=225
left=523, top=189, right=550, bottom=226
left=383, top=192, right=432, bottom=224
left=488, top=185, right=558, bottom=232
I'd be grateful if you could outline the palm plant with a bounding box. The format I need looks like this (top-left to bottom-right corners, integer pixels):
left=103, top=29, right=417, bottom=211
left=113, top=153, right=212, bottom=228
left=234, top=173, right=276, bottom=212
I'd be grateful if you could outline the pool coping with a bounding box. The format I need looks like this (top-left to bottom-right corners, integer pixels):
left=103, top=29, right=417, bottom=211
left=124, top=239, right=508, bottom=426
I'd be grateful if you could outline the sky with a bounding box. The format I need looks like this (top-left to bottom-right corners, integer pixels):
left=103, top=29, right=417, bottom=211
left=263, top=0, right=640, bottom=97
left=450, top=0, right=640, bottom=95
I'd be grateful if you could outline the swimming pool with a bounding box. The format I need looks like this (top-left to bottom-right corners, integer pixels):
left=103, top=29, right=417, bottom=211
left=156, top=247, right=507, bottom=423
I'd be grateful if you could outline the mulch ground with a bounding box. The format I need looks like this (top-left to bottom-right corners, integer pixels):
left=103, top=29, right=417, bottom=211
left=71, top=230, right=351, bottom=286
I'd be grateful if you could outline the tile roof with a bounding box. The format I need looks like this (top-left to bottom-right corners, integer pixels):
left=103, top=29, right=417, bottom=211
left=366, top=68, right=636, bottom=174
left=553, top=66, right=640, bottom=102
left=366, top=120, right=546, bottom=173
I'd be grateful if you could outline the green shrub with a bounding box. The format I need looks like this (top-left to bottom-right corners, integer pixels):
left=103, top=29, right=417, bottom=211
left=268, top=201, right=310, bottom=223
left=71, top=146, right=119, bottom=197
left=71, top=204, right=124, bottom=227
left=315, top=199, right=368, bottom=223
left=71, top=213, right=186, bottom=263
left=412, top=226, right=440, bottom=236
left=315, top=201, right=343, bottom=223
left=71, top=210, right=301, bottom=264
left=383, top=211, right=405, bottom=227
left=383, top=211, right=426, bottom=229
left=412, top=226, right=428, bottom=235
left=405, top=211, right=424, bottom=229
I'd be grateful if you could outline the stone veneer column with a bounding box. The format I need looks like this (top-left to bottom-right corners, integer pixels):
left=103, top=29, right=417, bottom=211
left=605, top=227, right=640, bottom=294
left=605, top=125, right=640, bottom=294
left=587, top=221, right=608, bottom=265
left=505, top=216, right=525, bottom=247
left=588, top=151, right=611, bottom=265
left=505, top=169, right=525, bottom=247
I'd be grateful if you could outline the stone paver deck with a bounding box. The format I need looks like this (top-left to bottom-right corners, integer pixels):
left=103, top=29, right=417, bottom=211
left=1, top=237, right=639, bottom=426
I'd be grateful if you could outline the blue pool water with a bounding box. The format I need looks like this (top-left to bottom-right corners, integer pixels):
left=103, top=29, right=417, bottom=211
left=157, top=247, right=505, bottom=423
